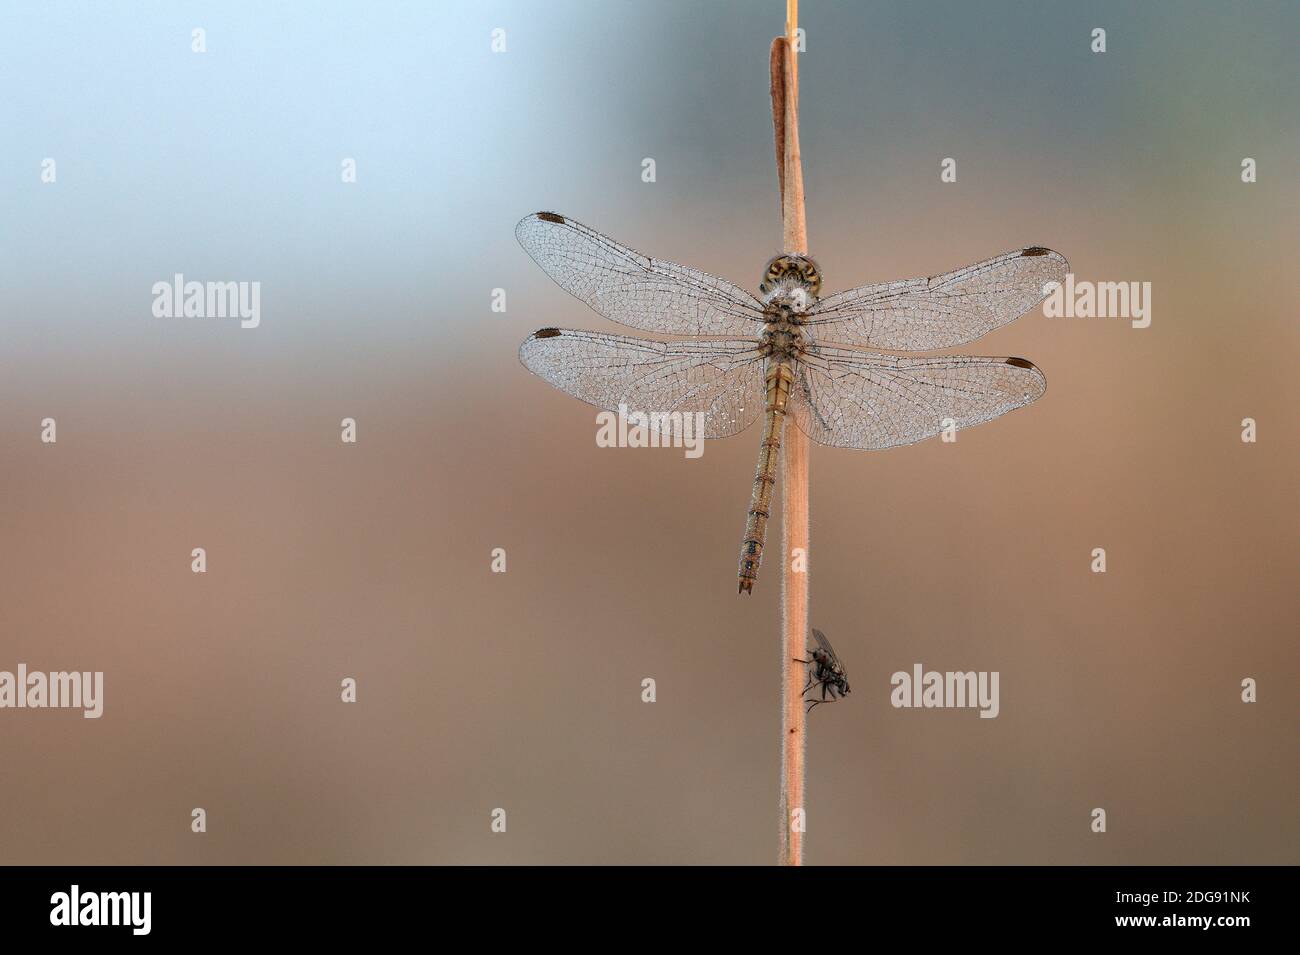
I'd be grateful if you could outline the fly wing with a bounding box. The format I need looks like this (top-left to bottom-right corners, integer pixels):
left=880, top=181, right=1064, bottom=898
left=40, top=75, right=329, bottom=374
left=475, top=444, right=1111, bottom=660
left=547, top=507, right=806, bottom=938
left=811, top=628, right=844, bottom=671
left=519, top=329, right=766, bottom=438
left=517, top=212, right=768, bottom=337
left=791, top=343, right=1046, bottom=450
left=805, top=247, right=1068, bottom=350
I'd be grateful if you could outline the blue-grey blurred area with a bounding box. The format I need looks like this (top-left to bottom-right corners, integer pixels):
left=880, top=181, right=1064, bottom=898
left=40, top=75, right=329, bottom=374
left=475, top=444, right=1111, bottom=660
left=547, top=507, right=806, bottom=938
left=0, top=1, right=1295, bottom=864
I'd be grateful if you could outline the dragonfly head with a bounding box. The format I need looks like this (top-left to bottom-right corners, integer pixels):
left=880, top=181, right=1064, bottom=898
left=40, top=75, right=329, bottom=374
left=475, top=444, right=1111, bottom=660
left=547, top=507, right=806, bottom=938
left=760, top=254, right=822, bottom=306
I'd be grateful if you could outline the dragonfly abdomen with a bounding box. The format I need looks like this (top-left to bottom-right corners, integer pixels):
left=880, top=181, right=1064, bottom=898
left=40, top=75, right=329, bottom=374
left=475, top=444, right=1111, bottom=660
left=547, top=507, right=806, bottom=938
left=738, top=360, right=795, bottom=594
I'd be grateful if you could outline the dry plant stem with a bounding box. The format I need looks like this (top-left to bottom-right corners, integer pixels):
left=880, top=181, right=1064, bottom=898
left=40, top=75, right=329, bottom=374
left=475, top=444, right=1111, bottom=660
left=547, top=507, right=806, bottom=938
left=769, top=39, right=787, bottom=208
left=776, top=0, right=809, bottom=868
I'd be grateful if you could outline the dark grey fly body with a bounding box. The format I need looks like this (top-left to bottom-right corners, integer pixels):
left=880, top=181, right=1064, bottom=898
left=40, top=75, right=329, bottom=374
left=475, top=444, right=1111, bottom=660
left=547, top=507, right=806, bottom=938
left=797, top=628, right=851, bottom=713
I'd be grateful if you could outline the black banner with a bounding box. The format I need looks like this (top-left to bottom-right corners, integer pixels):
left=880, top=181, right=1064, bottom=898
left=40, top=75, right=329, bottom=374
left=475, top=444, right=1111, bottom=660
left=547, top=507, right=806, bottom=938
left=0, top=865, right=1282, bottom=941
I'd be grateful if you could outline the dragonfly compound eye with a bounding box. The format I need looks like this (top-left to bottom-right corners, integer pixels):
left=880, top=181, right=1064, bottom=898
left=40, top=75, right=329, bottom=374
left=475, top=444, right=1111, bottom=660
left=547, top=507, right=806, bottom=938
left=759, top=256, right=787, bottom=295
left=759, top=254, right=822, bottom=299
left=801, top=260, right=822, bottom=297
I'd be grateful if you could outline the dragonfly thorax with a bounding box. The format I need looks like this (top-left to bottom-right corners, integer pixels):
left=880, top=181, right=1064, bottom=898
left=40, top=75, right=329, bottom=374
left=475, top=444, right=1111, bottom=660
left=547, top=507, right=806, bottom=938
left=760, top=312, right=807, bottom=359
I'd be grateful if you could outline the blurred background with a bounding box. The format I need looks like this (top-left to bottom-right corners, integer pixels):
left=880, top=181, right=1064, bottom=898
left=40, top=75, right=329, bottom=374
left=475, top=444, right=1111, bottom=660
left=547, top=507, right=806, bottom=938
left=0, top=0, right=1295, bottom=864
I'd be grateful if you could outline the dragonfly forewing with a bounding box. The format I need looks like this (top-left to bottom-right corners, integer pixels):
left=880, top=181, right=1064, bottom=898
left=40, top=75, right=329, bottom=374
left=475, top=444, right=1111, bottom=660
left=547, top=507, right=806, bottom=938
left=805, top=247, right=1068, bottom=351
left=516, top=212, right=768, bottom=337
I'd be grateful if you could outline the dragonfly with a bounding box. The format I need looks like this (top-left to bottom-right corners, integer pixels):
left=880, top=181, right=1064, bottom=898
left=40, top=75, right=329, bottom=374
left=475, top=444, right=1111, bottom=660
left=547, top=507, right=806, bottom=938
left=516, top=211, right=1066, bottom=593
left=796, top=627, right=851, bottom=713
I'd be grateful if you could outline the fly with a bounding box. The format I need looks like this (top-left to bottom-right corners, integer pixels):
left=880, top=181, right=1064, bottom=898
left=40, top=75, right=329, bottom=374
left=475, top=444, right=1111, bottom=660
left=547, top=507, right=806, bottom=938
left=796, top=627, right=851, bottom=713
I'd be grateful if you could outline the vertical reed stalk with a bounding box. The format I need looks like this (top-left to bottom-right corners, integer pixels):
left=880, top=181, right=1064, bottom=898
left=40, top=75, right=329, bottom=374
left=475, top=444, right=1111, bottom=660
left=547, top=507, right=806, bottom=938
left=774, top=0, right=809, bottom=867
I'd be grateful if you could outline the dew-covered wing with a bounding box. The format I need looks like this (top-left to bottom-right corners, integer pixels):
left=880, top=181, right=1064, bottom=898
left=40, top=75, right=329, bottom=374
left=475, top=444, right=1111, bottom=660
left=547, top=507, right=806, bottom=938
left=517, top=212, right=767, bottom=337
left=805, top=247, right=1068, bottom=350
left=791, top=343, right=1046, bottom=450
left=520, top=328, right=766, bottom=438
